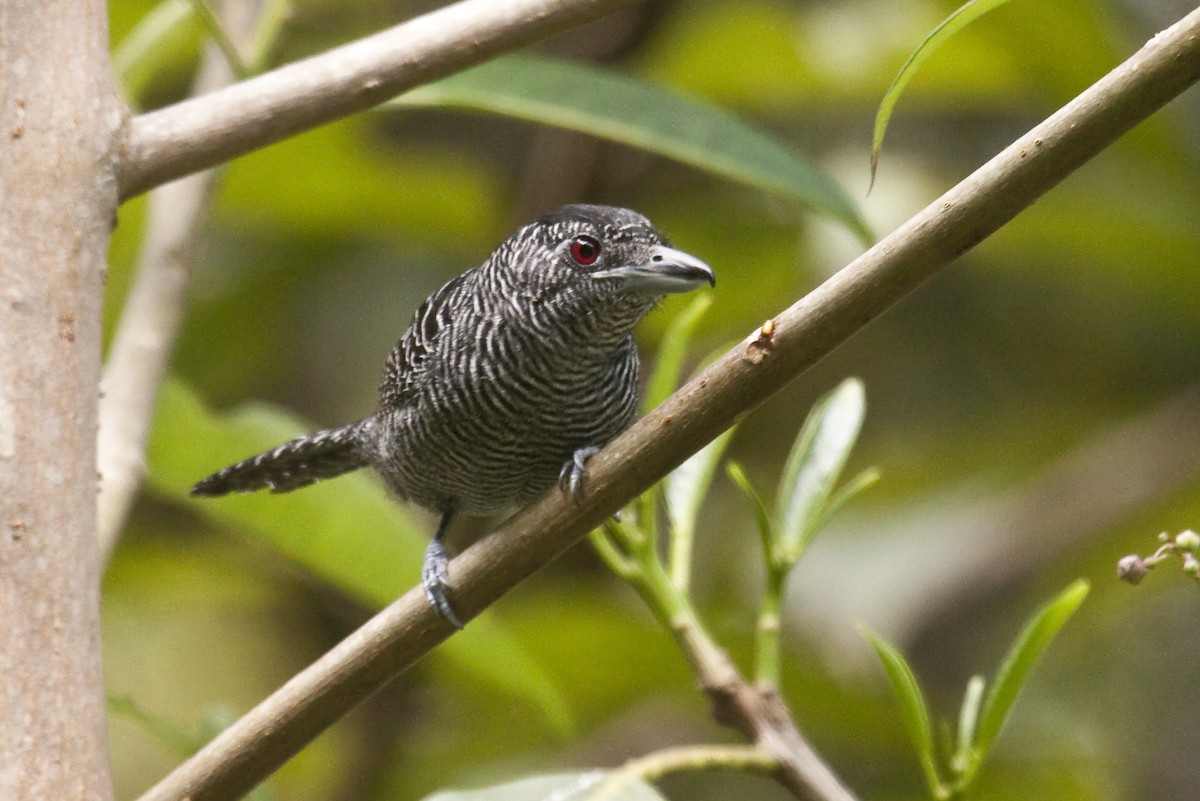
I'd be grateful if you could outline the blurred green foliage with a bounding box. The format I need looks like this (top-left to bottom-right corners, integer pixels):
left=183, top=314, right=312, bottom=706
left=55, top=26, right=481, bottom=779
left=102, top=1, right=1200, bottom=801
left=866, top=579, right=1089, bottom=799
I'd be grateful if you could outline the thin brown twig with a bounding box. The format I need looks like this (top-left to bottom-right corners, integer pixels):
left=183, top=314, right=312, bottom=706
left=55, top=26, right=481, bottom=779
left=667, top=610, right=857, bottom=801
left=133, top=8, right=1200, bottom=801
left=594, top=514, right=857, bottom=801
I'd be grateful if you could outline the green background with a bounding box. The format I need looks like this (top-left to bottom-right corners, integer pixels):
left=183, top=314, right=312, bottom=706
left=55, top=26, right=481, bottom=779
left=103, top=1, right=1200, bottom=800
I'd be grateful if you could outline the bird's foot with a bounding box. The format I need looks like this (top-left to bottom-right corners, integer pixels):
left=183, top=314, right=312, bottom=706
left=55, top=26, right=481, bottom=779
left=558, top=445, right=600, bottom=504
left=421, top=538, right=464, bottom=629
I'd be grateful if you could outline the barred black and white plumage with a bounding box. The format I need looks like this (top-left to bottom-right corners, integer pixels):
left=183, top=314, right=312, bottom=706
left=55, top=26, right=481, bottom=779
left=193, top=204, right=714, bottom=626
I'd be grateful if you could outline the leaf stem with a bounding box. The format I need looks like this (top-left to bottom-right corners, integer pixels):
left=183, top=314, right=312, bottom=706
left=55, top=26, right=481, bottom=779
left=602, top=519, right=692, bottom=628
left=588, top=528, right=638, bottom=579
left=754, top=565, right=786, bottom=690
left=187, top=0, right=249, bottom=79
left=666, top=514, right=693, bottom=592
left=588, top=744, right=778, bottom=801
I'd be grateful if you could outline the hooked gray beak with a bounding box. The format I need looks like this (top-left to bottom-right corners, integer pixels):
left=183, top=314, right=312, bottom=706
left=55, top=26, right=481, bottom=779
left=591, top=244, right=715, bottom=294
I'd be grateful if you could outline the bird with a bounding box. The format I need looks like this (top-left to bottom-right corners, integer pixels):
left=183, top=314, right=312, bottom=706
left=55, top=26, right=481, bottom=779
left=192, top=204, right=715, bottom=627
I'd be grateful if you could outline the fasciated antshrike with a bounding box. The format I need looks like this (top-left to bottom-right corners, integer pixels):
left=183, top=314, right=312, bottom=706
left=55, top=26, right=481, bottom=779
left=193, top=204, right=715, bottom=627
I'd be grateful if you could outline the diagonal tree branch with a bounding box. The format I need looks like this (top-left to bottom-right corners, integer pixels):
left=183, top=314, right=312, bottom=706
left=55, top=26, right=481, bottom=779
left=117, top=0, right=639, bottom=200
left=135, top=9, right=1200, bottom=801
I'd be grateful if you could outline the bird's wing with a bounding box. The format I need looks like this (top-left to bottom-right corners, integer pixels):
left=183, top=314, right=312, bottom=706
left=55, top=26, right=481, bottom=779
left=379, top=270, right=472, bottom=408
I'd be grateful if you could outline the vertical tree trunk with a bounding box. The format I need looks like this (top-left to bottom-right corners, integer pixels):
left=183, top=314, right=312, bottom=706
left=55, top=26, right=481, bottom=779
left=0, top=1, right=120, bottom=798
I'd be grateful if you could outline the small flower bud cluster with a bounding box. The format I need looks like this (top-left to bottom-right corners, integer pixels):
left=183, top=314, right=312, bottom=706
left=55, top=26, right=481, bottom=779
left=1117, top=530, right=1200, bottom=588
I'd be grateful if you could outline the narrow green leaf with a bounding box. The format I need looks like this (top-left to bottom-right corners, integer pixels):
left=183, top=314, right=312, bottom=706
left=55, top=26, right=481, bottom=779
left=645, top=295, right=713, bottom=414
left=972, top=580, right=1090, bottom=761
left=815, top=466, right=879, bottom=534
left=776, top=378, right=866, bottom=562
left=864, top=630, right=945, bottom=798
left=871, top=0, right=1014, bottom=185
left=664, top=427, right=734, bottom=538
left=391, top=55, right=870, bottom=243
left=664, top=428, right=735, bottom=590
left=108, top=697, right=276, bottom=800
left=145, top=378, right=574, bottom=735
left=725, top=461, right=777, bottom=568
left=107, top=694, right=198, bottom=757
left=953, top=675, right=986, bottom=775
left=632, top=297, right=712, bottom=552
left=187, top=0, right=248, bottom=78
left=112, top=0, right=200, bottom=104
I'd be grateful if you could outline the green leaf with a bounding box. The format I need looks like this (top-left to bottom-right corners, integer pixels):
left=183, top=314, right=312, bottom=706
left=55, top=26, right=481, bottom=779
left=644, top=295, right=713, bottom=415
left=112, top=0, right=201, bottom=105
left=725, top=461, right=776, bottom=568
left=972, top=579, right=1090, bottom=763
left=422, top=772, right=666, bottom=801
left=776, top=378, right=867, bottom=562
left=391, top=55, right=870, bottom=243
left=665, top=427, right=736, bottom=591
left=635, top=295, right=713, bottom=551
left=815, top=466, right=879, bottom=534
left=953, top=675, right=986, bottom=776
left=871, top=0, right=1014, bottom=184
left=864, top=629, right=945, bottom=799
left=107, top=694, right=198, bottom=757
left=145, top=378, right=573, bottom=735
left=665, top=428, right=736, bottom=548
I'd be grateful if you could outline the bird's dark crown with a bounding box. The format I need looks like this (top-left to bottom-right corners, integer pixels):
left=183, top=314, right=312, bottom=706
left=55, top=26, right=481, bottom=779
left=491, top=204, right=664, bottom=286
left=535, top=203, right=662, bottom=238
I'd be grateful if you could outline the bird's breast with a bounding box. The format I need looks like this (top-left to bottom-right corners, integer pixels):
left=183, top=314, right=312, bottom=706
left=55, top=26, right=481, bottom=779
left=371, top=331, right=640, bottom=515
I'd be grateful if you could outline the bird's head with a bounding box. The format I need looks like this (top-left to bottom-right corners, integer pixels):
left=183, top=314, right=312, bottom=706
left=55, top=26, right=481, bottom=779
left=489, top=204, right=714, bottom=319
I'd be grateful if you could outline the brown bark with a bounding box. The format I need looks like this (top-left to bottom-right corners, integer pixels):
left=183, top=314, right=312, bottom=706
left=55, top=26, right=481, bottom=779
left=0, top=2, right=122, bottom=799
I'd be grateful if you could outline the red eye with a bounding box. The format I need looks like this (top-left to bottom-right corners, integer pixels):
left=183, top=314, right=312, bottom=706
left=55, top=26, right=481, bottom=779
left=568, top=235, right=601, bottom=266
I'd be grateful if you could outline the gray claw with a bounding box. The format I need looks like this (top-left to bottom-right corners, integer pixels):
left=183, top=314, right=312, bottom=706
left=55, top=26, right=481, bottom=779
left=559, top=445, right=600, bottom=504
left=422, top=538, right=463, bottom=629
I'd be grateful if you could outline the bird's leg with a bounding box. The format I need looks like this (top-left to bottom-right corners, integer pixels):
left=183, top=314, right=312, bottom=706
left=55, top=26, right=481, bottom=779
left=558, top=445, right=600, bottom=504
left=422, top=511, right=464, bottom=629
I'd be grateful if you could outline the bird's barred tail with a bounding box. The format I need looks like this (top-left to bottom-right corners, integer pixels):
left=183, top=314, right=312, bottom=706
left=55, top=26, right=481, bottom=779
left=191, top=419, right=373, bottom=497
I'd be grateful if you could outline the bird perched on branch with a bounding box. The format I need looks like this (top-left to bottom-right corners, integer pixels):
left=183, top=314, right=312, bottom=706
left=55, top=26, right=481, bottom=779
left=193, top=204, right=714, bottom=627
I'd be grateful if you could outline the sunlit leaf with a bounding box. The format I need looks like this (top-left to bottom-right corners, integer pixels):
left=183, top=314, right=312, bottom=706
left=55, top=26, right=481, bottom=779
left=871, top=0, right=1014, bottom=184
left=864, top=630, right=945, bottom=798
left=776, top=378, right=866, bottom=562
left=145, top=378, right=573, bottom=735
left=665, top=428, right=735, bottom=591
left=391, top=55, right=870, bottom=243
left=972, top=580, right=1090, bottom=761
left=953, top=675, right=986, bottom=775
left=422, top=772, right=665, bottom=801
